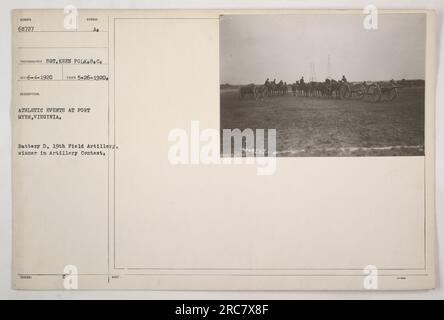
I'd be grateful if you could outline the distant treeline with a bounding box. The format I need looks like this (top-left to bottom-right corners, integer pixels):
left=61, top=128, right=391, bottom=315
left=220, top=83, right=242, bottom=89
left=397, top=79, right=425, bottom=87
left=221, top=79, right=425, bottom=89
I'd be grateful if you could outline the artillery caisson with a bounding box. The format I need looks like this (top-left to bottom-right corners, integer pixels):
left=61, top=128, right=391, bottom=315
left=338, top=82, right=367, bottom=100
left=363, top=82, right=400, bottom=102
left=364, top=83, right=382, bottom=102
left=378, top=82, right=400, bottom=102
left=339, top=81, right=400, bottom=102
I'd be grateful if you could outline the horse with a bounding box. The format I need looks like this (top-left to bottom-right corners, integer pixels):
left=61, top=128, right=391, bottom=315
left=276, top=81, right=288, bottom=95
left=310, top=82, right=324, bottom=97
left=265, top=80, right=277, bottom=96
left=239, top=84, right=257, bottom=99
left=254, top=85, right=268, bottom=99
left=324, top=79, right=341, bottom=98
left=297, top=81, right=309, bottom=97
left=291, top=82, right=299, bottom=96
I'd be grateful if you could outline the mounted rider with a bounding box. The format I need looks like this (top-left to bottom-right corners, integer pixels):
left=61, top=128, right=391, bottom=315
left=300, top=76, right=305, bottom=84
left=341, top=75, right=348, bottom=83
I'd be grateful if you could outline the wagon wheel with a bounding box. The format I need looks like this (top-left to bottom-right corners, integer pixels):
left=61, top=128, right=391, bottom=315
left=386, top=87, right=398, bottom=102
left=366, top=84, right=381, bottom=102
left=339, top=84, right=351, bottom=100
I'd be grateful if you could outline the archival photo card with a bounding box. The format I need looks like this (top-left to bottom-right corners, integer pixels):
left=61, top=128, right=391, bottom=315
left=11, top=9, right=436, bottom=291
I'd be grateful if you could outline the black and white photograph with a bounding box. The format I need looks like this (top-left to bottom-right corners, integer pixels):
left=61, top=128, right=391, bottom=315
left=220, top=14, right=426, bottom=157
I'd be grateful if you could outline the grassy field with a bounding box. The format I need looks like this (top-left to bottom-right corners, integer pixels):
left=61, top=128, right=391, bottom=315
left=220, top=86, right=425, bottom=157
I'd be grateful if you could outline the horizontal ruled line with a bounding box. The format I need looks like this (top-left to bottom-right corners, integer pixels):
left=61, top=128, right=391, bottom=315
left=18, top=63, right=109, bottom=65
left=19, top=30, right=108, bottom=33
left=17, top=46, right=109, bottom=49
left=17, top=80, right=108, bottom=82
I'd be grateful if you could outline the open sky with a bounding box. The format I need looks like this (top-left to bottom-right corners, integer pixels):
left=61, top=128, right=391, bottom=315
left=220, top=14, right=426, bottom=84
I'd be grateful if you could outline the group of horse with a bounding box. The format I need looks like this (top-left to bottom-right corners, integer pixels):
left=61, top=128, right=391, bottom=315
left=239, top=79, right=288, bottom=99
left=239, top=78, right=348, bottom=100
left=290, top=79, right=399, bottom=102
left=291, top=79, right=346, bottom=98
